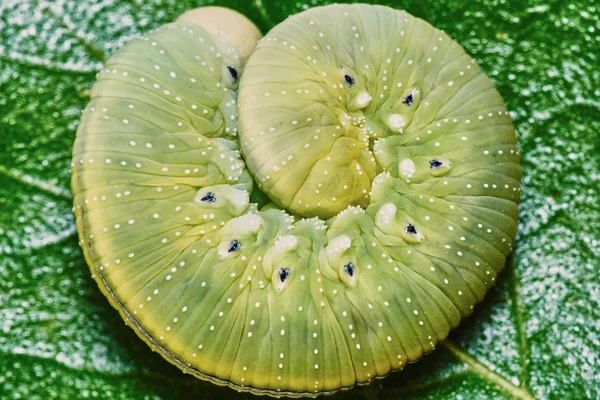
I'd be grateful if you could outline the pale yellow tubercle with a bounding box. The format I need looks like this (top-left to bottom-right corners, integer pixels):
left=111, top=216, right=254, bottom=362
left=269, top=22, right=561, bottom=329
left=176, top=6, right=262, bottom=64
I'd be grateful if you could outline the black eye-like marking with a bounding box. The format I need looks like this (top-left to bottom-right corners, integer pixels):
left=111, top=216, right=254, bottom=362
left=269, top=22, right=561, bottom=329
left=228, top=239, right=242, bottom=253
left=402, top=93, right=414, bottom=106
left=405, top=223, right=417, bottom=235
left=429, top=159, right=443, bottom=169
left=344, top=74, right=355, bottom=87
left=278, top=268, right=290, bottom=282
left=200, top=192, right=216, bottom=202
left=227, top=65, right=238, bottom=80
left=344, top=262, right=355, bottom=277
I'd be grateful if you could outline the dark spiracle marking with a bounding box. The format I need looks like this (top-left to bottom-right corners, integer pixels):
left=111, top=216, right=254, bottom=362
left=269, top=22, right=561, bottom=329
left=227, top=65, right=238, bottom=80
left=405, top=223, right=418, bottom=235
left=344, top=74, right=355, bottom=87
left=343, top=262, right=355, bottom=277
left=429, top=159, right=443, bottom=169
left=402, top=93, right=414, bottom=106
left=278, top=268, right=290, bottom=282
left=228, top=239, right=242, bottom=253
left=200, top=192, right=216, bottom=202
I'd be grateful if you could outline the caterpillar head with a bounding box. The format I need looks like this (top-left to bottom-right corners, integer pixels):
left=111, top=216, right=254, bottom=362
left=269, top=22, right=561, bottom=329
left=177, top=6, right=262, bottom=63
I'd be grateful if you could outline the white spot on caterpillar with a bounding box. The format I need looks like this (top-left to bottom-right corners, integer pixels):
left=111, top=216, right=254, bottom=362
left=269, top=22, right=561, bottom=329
left=399, top=159, right=416, bottom=177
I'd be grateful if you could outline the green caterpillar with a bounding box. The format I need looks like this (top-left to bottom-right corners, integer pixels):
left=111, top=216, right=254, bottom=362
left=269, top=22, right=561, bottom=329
left=71, top=4, right=521, bottom=397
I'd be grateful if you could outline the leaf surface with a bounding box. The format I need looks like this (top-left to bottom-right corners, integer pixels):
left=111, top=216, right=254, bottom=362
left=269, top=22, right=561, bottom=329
left=0, top=0, right=598, bottom=398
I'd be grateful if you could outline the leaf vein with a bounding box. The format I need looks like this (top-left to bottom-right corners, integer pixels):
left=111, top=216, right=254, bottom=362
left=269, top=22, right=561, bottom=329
left=34, top=0, right=107, bottom=63
left=253, top=0, right=276, bottom=29
left=442, top=340, right=537, bottom=400
left=0, top=166, right=72, bottom=201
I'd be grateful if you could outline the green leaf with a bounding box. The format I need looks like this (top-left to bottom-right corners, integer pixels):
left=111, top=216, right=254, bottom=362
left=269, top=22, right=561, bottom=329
left=0, top=0, right=598, bottom=399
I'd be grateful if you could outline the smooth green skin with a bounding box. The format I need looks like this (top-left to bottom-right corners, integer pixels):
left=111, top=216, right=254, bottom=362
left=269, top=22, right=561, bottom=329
left=1, top=0, right=599, bottom=399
